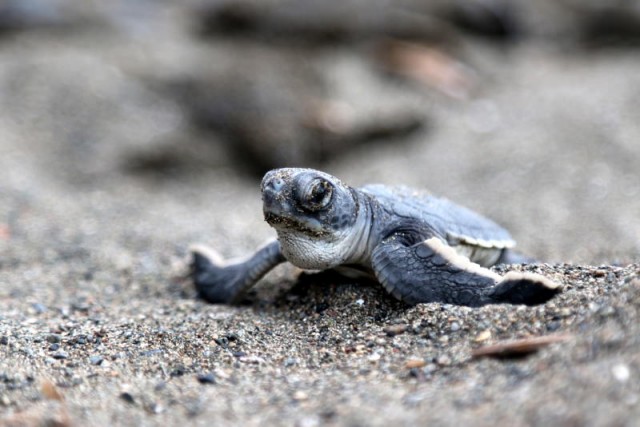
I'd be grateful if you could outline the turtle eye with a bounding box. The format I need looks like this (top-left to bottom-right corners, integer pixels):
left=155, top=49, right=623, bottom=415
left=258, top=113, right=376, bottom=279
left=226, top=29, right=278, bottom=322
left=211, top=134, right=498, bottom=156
left=303, top=178, right=333, bottom=211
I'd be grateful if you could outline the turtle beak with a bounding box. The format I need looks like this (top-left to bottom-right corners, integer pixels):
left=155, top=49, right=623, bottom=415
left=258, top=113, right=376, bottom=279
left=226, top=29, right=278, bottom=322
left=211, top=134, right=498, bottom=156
left=262, top=170, right=289, bottom=222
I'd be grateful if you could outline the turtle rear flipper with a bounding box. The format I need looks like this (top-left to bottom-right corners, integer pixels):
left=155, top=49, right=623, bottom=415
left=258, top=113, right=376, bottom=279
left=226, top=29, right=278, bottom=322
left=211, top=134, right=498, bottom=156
left=372, top=236, right=560, bottom=307
left=190, top=241, right=285, bottom=304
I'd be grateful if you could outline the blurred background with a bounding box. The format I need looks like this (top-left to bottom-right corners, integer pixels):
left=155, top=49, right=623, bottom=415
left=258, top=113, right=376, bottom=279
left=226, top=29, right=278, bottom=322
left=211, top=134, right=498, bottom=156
left=1, top=0, right=639, bottom=267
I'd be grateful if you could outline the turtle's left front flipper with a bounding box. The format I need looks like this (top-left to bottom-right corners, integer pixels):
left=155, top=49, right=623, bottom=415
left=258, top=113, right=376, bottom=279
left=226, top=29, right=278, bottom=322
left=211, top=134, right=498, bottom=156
left=191, top=240, right=285, bottom=304
left=371, top=236, right=561, bottom=307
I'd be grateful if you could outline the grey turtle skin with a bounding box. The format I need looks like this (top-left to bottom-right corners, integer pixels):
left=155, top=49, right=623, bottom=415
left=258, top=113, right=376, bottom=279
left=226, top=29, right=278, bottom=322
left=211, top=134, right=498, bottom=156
left=191, top=168, right=560, bottom=307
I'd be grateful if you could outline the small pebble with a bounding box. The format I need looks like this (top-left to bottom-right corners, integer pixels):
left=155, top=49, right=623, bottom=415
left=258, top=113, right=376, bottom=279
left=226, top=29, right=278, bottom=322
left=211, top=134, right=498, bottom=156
left=170, top=366, right=186, bottom=377
left=48, top=343, right=60, bottom=351
left=293, top=390, right=308, bottom=401
left=558, top=308, right=572, bottom=317
left=73, top=335, right=87, bottom=345
left=423, top=363, right=438, bottom=374
left=32, top=303, right=47, bottom=314
left=594, top=269, right=607, bottom=278
left=140, top=349, right=163, bottom=357
left=612, top=364, right=630, bottom=383
left=120, top=392, right=135, bottom=404
left=46, top=334, right=62, bottom=344
left=474, top=330, right=492, bottom=342
left=296, top=415, right=320, bottom=427
left=284, top=358, right=297, bottom=367
left=89, top=355, right=104, bottom=365
left=436, top=355, right=451, bottom=366
left=450, top=322, right=460, bottom=332
left=239, top=355, right=265, bottom=364
left=146, top=402, right=164, bottom=414
left=383, top=324, right=408, bottom=337
left=0, top=336, right=8, bottom=345
left=546, top=321, right=561, bottom=332
left=598, top=306, right=615, bottom=317
left=71, top=301, right=91, bottom=312
left=53, top=351, right=68, bottom=360
left=196, top=373, right=216, bottom=384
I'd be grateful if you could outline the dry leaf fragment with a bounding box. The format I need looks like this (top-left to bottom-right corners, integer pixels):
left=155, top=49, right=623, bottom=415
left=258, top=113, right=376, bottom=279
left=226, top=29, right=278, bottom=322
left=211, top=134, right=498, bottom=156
left=41, top=380, right=64, bottom=401
left=377, top=39, right=474, bottom=99
left=0, top=224, right=10, bottom=240
left=405, top=359, right=427, bottom=369
left=472, top=334, right=571, bottom=359
left=474, top=330, right=492, bottom=342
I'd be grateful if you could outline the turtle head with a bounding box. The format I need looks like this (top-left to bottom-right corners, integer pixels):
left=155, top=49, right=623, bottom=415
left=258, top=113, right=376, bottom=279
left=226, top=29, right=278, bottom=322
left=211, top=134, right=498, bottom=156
left=261, top=168, right=362, bottom=269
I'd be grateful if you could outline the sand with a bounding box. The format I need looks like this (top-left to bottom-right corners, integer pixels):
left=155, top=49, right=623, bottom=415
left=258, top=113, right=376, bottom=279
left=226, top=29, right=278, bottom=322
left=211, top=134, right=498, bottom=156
left=1, top=2, right=640, bottom=426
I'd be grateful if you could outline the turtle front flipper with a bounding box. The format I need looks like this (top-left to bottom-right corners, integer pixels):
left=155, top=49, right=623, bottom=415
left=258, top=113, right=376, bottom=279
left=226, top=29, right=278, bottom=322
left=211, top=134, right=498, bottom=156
left=371, top=236, right=560, bottom=307
left=190, top=240, right=285, bottom=304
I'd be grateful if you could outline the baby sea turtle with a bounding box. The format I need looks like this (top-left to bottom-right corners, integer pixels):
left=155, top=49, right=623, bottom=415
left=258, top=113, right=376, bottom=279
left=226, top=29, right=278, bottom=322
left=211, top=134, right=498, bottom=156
left=191, top=168, right=560, bottom=306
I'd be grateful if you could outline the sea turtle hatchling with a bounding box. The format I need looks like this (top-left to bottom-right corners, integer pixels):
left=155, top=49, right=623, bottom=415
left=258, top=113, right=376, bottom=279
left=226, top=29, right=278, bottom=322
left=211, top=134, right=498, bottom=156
left=191, top=168, right=560, bottom=306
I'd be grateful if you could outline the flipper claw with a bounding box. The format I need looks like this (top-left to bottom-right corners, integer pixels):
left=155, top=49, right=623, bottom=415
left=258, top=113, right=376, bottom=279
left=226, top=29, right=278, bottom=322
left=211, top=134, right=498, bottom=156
left=489, top=272, right=561, bottom=306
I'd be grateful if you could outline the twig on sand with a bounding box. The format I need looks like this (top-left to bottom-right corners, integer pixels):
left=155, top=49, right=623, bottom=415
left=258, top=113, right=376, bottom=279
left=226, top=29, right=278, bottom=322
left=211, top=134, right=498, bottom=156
left=472, top=334, right=572, bottom=359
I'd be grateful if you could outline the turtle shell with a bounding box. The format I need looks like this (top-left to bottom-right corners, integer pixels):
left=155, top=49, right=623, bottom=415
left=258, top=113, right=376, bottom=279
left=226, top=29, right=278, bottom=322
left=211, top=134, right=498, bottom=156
left=361, top=184, right=515, bottom=251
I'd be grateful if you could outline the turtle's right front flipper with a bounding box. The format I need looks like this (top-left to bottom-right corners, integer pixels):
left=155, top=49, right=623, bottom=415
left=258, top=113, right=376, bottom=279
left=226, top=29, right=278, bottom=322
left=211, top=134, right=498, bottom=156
left=191, top=240, right=285, bottom=304
left=371, top=236, right=560, bottom=307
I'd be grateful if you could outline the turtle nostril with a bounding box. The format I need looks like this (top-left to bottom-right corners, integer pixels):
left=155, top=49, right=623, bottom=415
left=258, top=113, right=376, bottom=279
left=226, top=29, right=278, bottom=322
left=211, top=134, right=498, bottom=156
left=265, top=178, right=285, bottom=192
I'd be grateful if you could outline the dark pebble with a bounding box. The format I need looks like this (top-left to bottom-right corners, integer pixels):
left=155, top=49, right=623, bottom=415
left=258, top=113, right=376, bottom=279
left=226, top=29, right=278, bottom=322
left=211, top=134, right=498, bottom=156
left=32, top=303, right=47, bottom=314
left=170, top=366, right=186, bottom=377
left=383, top=324, right=408, bottom=337
left=225, top=333, right=239, bottom=341
left=120, top=392, right=135, bottom=404
left=53, top=351, right=68, bottom=360
left=232, top=351, right=247, bottom=358
left=213, top=337, right=228, bottom=348
left=546, top=321, right=561, bottom=332
left=89, top=355, right=104, bottom=365
left=409, top=367, right=425, bottom=380
left=49, top=343, right=60, bottom=351
left=315, top=302, right=330, bottom=314
left=319, top=409, right=337, bottom=421
left=196, top=373, right=216, bottom=384
left=140, top=349, right=163, bottom=357
left=72, top=335, right=87, bottom=345
left=71, top=301, right=90, bottom=312
left=145, top=402, right=162, bottom=414
left=46, top=334, right=62, bottom=343
left=0, top=336, right=8, bottom=345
